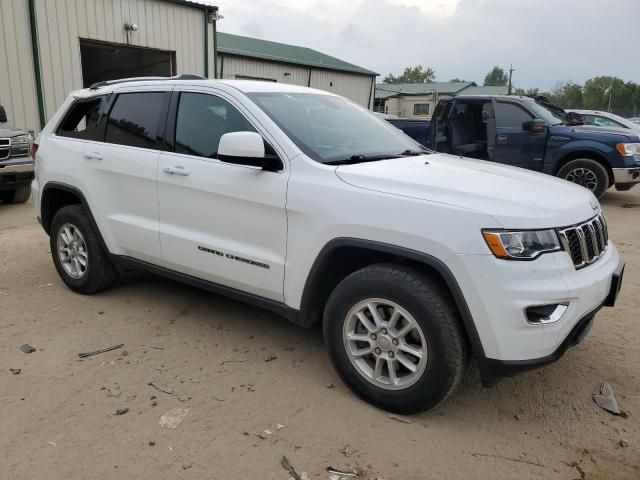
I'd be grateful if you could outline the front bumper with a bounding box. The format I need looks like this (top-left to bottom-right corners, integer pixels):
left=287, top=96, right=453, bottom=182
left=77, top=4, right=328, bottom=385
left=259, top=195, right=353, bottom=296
left=449, top=240, right=622, bottom=364
left=0, top=160, right=34, bottom=191
left=612, top=166, right=640, bottom=185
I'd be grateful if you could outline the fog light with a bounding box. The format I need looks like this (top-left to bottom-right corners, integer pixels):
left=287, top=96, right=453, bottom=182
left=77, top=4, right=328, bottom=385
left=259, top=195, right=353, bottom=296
left=525, top=303, right=569, bottom=325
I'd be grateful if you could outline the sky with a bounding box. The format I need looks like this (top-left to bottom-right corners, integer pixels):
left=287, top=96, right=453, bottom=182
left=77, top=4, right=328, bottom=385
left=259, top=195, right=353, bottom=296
left=204, top=0, right=640, bottom=90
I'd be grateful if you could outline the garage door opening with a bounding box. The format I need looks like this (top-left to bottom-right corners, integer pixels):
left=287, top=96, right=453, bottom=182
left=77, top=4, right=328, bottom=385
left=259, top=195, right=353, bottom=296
left=80, top=40, right=175, bottom=87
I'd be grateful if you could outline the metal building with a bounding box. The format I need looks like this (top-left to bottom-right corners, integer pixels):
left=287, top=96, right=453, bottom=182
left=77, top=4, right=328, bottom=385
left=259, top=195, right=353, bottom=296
left=0, top=0, right=377, bottom=133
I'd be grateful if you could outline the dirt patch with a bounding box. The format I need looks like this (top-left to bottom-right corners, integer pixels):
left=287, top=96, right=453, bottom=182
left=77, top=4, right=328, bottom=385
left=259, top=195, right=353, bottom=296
left=1, top=190, right=639, bottom=479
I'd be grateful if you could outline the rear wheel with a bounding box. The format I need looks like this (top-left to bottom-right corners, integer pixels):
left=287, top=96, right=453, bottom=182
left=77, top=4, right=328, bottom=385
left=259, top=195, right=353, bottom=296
left=557, top=159, right=609, bottom=199
left=0, top=185, right=31, bottom=204
left=50, top=205, right=117, bottom=294
left=323, top=264, right=468, bottom=414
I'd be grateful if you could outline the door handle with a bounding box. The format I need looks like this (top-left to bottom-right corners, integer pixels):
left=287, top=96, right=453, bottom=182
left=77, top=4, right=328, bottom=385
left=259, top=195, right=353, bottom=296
left=83, top=152, right=104, bottom=160
left=163, top=166, right=190, bottom=176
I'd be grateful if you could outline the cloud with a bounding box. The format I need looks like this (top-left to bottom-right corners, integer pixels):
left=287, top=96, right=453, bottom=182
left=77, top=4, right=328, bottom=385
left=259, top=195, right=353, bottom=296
left=217, top=0, right=640, bottom=90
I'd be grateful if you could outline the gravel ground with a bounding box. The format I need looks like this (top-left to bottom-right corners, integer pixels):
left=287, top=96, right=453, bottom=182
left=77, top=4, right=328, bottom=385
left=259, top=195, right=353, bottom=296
left=1, top=189, right=639, bottom=480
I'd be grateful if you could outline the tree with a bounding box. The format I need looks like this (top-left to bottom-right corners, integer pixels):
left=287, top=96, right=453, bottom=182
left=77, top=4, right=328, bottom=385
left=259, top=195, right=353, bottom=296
left=484, top=66, right=508, bottom=86
left=383, top=65, right=436, bottom=84
left=449, top=78, right=468, bottom=83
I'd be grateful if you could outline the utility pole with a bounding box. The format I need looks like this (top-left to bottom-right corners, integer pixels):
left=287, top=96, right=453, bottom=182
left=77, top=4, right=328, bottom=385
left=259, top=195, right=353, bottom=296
left=507, top=63, right=515, bottom=95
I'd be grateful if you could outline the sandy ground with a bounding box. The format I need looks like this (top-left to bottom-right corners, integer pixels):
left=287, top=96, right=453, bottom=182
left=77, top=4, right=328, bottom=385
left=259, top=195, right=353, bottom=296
left=1, top=189, right=639, bottom=480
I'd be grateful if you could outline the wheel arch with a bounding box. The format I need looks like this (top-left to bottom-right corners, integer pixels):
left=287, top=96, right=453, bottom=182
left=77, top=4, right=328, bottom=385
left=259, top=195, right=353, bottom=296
left=40, top=182, right=109, bottom=252
left=553, top=150, right=614, bottom=186
left=298, top=238, right=485, bottom=359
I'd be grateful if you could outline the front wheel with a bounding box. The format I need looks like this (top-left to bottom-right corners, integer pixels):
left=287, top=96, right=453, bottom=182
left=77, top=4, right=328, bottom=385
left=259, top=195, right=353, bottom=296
left=557, top=159, right=610, bottom=199
left=323, top=264, right=468, bottom=414
left=0, top=185, right=31, bottom=204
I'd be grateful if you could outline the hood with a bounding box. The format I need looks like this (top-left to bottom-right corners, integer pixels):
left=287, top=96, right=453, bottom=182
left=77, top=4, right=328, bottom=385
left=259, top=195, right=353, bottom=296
left=553, top=124, right=639, bottom=142
left=334, top=154, right=600, bottom=229
left=0, top=126, right=26, bottom=138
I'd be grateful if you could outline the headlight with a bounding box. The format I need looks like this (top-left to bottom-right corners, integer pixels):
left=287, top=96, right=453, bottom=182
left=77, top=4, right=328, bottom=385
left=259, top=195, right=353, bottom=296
left=616, top=143, right=640, bottom=160
left=482, top=229, right=561, bottom=260
left=12, top=134, right=30, bottom=144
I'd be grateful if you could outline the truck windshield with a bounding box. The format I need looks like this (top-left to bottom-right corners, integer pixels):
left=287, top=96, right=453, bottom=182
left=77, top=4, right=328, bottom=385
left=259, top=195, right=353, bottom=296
left=246, top=92, right=428, bottom=164
left=528, top=101, right=564, bottom=126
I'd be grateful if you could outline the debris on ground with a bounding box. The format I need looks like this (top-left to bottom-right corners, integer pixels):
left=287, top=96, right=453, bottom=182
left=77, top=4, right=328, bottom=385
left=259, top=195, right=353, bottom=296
left=148, top=381, right=190, bottom=402
left=340, top=445, right=358, bottom=458
left=620, top=439, right=629, bottom=448
left=78, top=344, right=124, bottom=358
left=148, top=441, right=156, bottom=446
left=387, top=414, right=412, bottom=424
left=19, top=344, right=36, bottom=354
left=256, top=423, right=285, bottom=440
left=9, top=368, right=21, bottom=375
left=326, top=383, right=335, bottom=389
left=47, top=441, right=57, bottom=447
left=592, top=382, right=622, bottom=415
left=114, top=408, right=129, bottom=416
left=326, top=466, right=357, bottom=478
left=265, top=355, right=277, bottom=362
left=159, top=406, right=190, bottom=429
left=280, top=456, right=304, bottom=480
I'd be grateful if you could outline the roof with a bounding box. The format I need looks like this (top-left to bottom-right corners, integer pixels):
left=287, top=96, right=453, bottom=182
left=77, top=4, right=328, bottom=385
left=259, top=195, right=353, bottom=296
left=162, top=0, right=214, bottom=10
left=456, top=85, right=509, bottom=96
left=375, top=82, right=474, bottom=99
left=217, top=32, right=377, bottom=76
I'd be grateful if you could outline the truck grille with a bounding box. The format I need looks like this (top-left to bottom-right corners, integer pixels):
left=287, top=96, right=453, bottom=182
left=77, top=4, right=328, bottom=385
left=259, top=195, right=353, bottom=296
left=0, top=138, right=10, bottom=161
left=558, top=214, right=608, bottom=269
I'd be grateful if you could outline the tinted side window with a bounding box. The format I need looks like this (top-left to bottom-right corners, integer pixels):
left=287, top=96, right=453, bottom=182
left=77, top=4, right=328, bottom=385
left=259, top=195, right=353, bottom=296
left=175, top=93, right=255, bottom=158
left=57, top=96, right=109, bottom=140
left=593, top=115, right=624, bottom=128
left=495, top=102, right=532, bottom=129
left=105, top=92, right=165, bottom=149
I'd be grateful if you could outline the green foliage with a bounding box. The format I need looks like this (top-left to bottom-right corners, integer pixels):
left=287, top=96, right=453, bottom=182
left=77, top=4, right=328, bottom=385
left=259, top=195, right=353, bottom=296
left=383, top=65, right=436, bottom=84
left=449, top=78, right=468, bottom=83
left=484, top=66, right=508, bottom=86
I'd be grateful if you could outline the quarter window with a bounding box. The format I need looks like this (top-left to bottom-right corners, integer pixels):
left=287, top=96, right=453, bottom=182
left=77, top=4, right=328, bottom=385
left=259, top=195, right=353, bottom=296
left=175, top=93, right=256, bottom=158
left=57, top=95, right=109, bottom=140
left=413, top=103, right=429, bottom=115
left=105, top=92, right=165, bottom=149
left=495, top=102, right=533, bottom=129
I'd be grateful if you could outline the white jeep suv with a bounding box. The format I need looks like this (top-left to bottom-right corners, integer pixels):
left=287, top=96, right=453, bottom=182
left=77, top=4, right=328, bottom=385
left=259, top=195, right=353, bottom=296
left=32, top=76, right=624, bottom=413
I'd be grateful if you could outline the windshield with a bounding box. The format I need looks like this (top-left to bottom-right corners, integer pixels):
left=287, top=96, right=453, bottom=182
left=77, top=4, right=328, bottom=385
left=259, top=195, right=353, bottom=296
left=246, top=92, right=427, bottom=164
left=527, top=101, right=564, bottom=126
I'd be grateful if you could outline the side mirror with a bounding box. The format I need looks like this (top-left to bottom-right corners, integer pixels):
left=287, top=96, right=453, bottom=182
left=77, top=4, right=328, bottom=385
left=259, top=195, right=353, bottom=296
left=0, top=105, right=7, bottom=123
left=217, top=131, right=283, bottom=172
left=523, top=118, right=546, bottom=132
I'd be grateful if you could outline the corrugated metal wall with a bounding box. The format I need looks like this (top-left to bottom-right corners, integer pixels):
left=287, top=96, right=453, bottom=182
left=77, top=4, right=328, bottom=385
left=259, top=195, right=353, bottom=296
left=0, top=0, right=39, bottom=132
left=219, top=54, right=375, bottom=108
left=34, top=0, right=206, bottom=122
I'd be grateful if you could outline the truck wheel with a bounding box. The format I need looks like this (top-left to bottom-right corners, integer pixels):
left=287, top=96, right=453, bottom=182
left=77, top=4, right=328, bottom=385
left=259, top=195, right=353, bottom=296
left=557, top=159, right=609, bottom=199
left=50, top=205, right=117, bottom=294
left=0, top=185, right=31, bottom=204
left=323, top=264, right=468, bottom=414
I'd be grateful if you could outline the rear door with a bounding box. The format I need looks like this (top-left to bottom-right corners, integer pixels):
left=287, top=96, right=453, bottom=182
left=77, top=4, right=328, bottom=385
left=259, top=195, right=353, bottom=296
left=492, top=100, right=547, bottom=171
left=156, top=87, right=288, bottom=301
left=75, top=88, right=170, bottom=263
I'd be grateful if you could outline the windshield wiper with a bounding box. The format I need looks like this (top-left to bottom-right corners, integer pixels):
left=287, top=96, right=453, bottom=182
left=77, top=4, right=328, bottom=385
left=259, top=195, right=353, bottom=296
left=325, top=150, right=428, bottom=166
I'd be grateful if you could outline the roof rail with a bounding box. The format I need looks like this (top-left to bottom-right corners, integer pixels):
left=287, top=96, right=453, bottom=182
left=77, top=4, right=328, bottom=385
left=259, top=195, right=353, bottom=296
left=89, top=74, right=207, bottom=90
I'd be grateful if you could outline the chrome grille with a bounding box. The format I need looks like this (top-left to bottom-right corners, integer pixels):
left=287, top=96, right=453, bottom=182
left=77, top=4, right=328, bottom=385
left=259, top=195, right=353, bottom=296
left=558, top=213, right=608, bottom=269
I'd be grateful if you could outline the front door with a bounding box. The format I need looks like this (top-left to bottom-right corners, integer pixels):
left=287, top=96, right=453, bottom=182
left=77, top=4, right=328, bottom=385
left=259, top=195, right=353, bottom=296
left=492, top=100, right=547, bottom=171
left=157, top=89, right=288, bottom=301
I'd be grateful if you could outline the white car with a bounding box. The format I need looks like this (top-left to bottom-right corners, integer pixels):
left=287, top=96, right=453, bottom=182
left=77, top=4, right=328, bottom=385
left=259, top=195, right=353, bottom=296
left=568, top=109, right=640, bottom=134
left=31, top=77, right=624, bottom=413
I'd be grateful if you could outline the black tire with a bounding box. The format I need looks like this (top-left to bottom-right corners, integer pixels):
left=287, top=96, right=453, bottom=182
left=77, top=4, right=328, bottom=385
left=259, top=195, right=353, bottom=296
left=323, top=264, right=468, bottom=414
left=557, top=159, right=610, bottom=199
left=50, top=205, right=117, bottom=294
left=0, top=185, right=31, bottom=204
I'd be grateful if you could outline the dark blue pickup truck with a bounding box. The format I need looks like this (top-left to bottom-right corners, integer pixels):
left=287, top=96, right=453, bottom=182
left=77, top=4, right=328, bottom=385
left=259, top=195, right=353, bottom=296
left=387, top=95, right=640, bottom=198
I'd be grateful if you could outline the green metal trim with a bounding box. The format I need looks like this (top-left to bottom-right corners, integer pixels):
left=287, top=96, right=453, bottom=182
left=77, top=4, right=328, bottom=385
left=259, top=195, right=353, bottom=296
left=203, top=11, right=209, bottom=77
left=163, top=0, right=209, bottom=11
left=213, top=19, right=218, bottom=79
left=27, top=0, right=46, bottom=129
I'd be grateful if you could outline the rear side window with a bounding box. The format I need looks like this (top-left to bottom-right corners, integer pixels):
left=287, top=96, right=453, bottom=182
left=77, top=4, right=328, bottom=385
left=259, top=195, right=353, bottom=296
left=57, top=96, right=109, bottom=140
left=495, top=102, right=532, bottom=129
left=175, top=92, right=256, bottom=159
left=105, top=92, right=165, bottom=149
